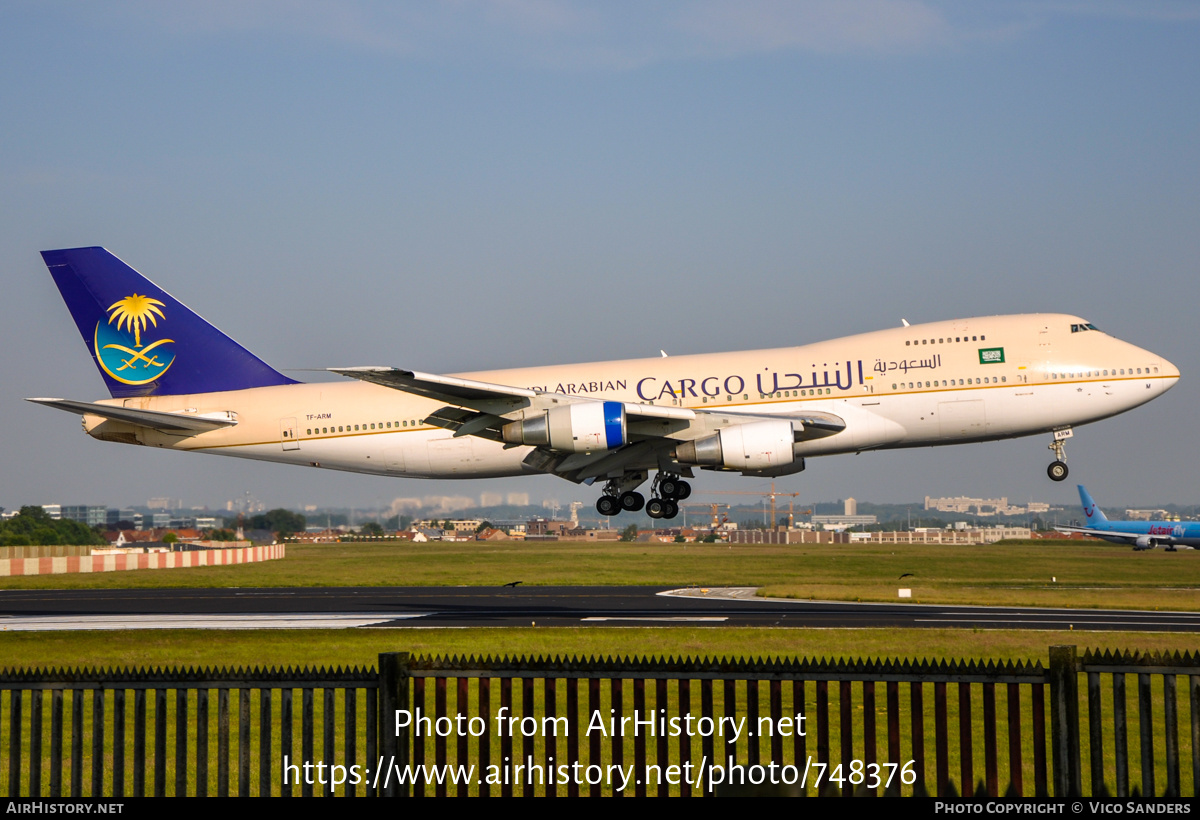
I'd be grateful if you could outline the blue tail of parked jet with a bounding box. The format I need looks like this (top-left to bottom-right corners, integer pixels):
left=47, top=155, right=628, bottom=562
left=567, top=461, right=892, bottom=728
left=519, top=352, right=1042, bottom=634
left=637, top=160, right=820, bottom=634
left=41, top=247, right=297, bottom=398
left=1078, top=485, right=1108, bottom=526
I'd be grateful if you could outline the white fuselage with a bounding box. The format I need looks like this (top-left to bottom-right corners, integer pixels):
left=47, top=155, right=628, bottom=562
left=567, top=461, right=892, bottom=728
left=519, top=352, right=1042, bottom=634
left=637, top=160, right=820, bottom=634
left=80, top=314, right=1178, bottom=480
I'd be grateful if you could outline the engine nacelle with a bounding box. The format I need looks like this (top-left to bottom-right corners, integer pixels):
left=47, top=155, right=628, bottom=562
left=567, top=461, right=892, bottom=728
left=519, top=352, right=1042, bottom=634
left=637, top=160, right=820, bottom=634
left=1134, top=535, right=1156, bottom=551
left=675, top=420, right=798, bottom=472
left=501, top=401, right=626, bottom=453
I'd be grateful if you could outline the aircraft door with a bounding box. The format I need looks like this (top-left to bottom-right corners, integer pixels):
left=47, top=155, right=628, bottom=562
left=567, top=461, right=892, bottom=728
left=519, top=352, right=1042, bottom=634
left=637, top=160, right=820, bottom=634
left=280, top=418, right=300, bottom=451
left=937, top=400, right=987, bottom=439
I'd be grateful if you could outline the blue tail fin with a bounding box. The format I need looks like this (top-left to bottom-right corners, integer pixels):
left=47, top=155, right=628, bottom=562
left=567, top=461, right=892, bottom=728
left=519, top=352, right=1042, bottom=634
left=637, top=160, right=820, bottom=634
left=42, top=247, right=297, bottom=398
left=1078, top=485, right=1108, bottom=525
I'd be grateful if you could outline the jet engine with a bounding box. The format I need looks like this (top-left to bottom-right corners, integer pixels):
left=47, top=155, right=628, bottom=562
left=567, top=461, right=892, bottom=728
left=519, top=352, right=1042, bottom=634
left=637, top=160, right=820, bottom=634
left=1134, top=535, right=1156, bottom=551
left=674, top=420, right=803, bottom=475
left=501, top=401, right=626, bottom=453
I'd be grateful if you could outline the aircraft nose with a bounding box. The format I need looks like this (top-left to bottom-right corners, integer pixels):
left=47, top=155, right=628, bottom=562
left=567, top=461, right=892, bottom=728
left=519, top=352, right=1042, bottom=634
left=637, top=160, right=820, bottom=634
left=1157, top=354, right=1181, bottom=393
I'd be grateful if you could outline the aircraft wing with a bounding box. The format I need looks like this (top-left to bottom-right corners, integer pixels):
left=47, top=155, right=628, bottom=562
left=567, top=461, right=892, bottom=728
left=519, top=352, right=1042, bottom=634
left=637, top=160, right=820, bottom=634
left=1055, top=525, right=1136, bottom=542
left=26, top=398, right=238, bottom=433
left=329, top=366, right=699, bottom=421
left=331, top=366, right=846, bottom=481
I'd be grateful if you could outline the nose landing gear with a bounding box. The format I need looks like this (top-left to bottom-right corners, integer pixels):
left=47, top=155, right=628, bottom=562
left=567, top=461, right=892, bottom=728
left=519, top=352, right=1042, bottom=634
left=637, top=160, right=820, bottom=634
left=1047, top=429, right=1072, bottom=482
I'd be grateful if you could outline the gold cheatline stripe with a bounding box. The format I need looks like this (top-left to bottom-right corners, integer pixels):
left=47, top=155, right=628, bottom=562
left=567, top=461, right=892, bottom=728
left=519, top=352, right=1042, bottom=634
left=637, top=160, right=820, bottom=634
left=188, top=426, right=432, bottom=451
left=180, top=373, right=1175, bottom=448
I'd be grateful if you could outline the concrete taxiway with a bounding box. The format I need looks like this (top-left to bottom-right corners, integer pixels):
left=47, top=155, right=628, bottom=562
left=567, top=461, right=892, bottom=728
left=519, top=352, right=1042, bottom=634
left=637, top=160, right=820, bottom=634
left=0, top=586, right=1197, bottom=631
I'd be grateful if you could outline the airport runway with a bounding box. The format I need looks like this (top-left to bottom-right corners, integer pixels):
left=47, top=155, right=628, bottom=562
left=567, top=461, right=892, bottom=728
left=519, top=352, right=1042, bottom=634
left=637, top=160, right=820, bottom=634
left=1, top=586, right=1198, bottom=631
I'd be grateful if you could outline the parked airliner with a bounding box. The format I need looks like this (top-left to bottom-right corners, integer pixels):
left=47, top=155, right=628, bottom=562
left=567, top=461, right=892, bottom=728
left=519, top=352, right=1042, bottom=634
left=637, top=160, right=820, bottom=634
left=30, top=248, right=1180, bottom=520
left=1057, top=486, right=1197, bottom=551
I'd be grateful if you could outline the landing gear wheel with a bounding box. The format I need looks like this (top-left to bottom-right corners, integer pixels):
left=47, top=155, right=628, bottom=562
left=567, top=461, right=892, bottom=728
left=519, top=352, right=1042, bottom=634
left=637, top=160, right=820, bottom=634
left=674, top=481, right=691, bottom=500
left=1047, top=461, right=1069, bottom=482
left=620, top=491, right=645, bottom=512
left=659, top=477, right=680, bottom=499
left=662, top=500, right=679, bottom=520
left=596, top=496, right=620, bottom=516
left=646, top=498, right=666, bottom=519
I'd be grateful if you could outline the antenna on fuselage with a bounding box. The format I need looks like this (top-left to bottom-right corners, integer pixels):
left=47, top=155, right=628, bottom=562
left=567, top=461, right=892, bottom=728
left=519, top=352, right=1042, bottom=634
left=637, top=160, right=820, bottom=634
left=901, top=319, right=910, bottom=327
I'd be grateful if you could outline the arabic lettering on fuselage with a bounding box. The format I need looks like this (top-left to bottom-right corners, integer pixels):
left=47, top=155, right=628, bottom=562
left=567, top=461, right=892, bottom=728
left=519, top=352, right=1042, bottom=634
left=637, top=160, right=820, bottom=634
left=634, top=361, right=866, bottom=402
left=873, top=354, right=943, bottom=376
left=525, top=360, right=870, bottom=401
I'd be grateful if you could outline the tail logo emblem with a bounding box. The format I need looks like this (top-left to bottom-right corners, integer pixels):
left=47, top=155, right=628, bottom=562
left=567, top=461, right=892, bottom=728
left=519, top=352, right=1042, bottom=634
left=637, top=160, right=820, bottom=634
left=93, top=294, right=176, bottom=385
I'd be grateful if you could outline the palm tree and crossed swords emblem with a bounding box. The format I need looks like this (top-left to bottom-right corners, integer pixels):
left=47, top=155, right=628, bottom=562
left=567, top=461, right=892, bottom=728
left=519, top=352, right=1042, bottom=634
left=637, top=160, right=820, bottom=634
left=95, top=294, right=175, bottom=381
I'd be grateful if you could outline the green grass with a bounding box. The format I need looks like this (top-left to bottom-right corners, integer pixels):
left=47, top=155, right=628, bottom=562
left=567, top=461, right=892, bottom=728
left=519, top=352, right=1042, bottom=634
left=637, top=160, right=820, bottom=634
left=1, top=628, right=1196, bottom=670
left=1, top=540, right=1196, bottom=612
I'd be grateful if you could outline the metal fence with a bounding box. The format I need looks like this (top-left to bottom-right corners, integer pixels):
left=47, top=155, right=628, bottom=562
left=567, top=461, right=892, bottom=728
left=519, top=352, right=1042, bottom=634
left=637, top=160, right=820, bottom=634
left=0, top=647, right=1196, bottom=797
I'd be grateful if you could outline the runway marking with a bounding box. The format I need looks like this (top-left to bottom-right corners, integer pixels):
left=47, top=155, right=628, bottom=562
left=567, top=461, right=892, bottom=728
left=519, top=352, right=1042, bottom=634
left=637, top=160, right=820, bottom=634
left=581, top=617, right=728, bottom=623
left=0, top=612, right=427, bottom=631
left=916, top=619, right=1184, bottom=626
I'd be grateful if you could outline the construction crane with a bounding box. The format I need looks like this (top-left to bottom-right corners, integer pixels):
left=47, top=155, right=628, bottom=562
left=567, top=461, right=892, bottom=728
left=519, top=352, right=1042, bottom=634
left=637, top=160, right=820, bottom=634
left=679, top=503, right=731, bottom=530
left=702, top=481, right=811, bottom=531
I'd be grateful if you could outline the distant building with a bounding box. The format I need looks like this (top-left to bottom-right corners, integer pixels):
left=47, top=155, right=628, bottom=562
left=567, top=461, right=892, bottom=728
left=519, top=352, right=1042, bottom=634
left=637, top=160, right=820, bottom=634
left=812, top=514, right=877, bottom=530
left=729, top=530, right=850, bottom=544
left=845, top=498, right=857, bottom=516
left=1125, top=509, right=1173, bottom=521
left=924, top=496, right=1034, bottom=516
left=62, top=505, right=108, bottom=527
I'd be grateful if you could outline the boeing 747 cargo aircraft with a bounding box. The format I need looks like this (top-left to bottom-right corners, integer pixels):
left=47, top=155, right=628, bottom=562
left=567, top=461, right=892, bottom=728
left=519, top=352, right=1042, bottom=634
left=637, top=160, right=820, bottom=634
left=30, top=248, right=1180, bottom=520
left=1057, top=486, right=1197, bottom=551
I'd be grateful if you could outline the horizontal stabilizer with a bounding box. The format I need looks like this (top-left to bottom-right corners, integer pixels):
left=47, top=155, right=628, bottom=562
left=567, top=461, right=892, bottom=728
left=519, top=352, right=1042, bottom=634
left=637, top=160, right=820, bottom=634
left=27, top=398, right=237, bottom=433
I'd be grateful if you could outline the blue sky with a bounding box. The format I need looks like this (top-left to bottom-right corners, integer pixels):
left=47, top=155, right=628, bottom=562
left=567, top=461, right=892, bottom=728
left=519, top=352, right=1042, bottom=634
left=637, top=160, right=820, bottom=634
left=2, top=1, right=1198, bottom=512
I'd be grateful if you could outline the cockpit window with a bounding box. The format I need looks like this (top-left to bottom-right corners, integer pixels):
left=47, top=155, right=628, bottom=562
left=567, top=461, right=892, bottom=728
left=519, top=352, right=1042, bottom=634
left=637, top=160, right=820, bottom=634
left=1071, top=322, right=1101, bottom=333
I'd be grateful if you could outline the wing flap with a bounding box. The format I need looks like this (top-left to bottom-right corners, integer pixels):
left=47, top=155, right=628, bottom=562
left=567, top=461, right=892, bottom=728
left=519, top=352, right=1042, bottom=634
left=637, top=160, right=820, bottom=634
left=330, top=367, right=534, bottom=414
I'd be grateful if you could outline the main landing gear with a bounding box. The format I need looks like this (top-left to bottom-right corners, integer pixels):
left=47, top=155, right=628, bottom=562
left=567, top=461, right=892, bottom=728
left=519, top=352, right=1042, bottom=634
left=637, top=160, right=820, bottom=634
left=1047, top=429, right=1072, bottom=482
left=595, top=473, right=690, bottom=520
